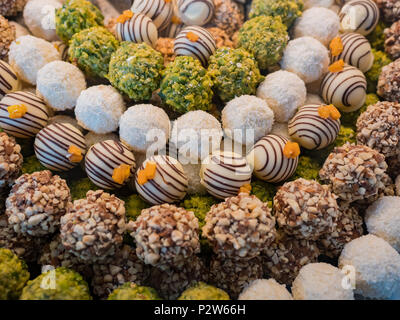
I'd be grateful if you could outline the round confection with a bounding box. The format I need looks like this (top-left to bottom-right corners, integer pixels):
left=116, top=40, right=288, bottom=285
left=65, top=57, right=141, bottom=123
left=365, top=196, right=400, bottom=252
left=135, top=155, right=188, bottom=205
left=174, top=26, right=216, bottom=67
left=293, top=7, right=340, bottom=46
left=131, top=0, right=173, bottom=31
left=160, top=15, right=185, bottom=38
left=280, top=37, right=330, bottom=84
left=304, top=0, right=334, bottom=9
left=377, top=59, right=400, bottom=102
left=384, top=21, right=400, bottom=60
left=36, top=61, right=86, bottom=111
left=292, top=263, right=354, bottom=300
left=274, top=178, right=339, bottom=239
left=202, top=193, right=276, bottom=260
left=206, top=0, right=243, bottom=37
left=0, top=60, right=20, bottom=99
left=85, top=140, right=136, bottom=190
left=0, top=132, right=22, bottom=191
left=331, top=33, right=374, bottom=73
left=319, top=143, right=388, bottom=202
left=320, top=64, right=367, bottom=113
left=256, top=70, right=306, bottom=123
left=0, top=0, right=27, bottom=17
left=108, top=283, right=160, bottom=301
left=23, top=0, right=61, bottom=41
left=339, top=0, right=379, bottom=36
left=288, top=104, right=341, bottom=150
left=178, top=281, right=229, bottom=300
left=75, top=85, right=125, bottom=134
left=119, top=104, right=170, bottom=154
left=8, top=35, right=60, bottom=85
left=116, top=12, right=158, bottom=47
left=238, top=279, right=293, bottom=300
left=6, top=170, right=70, bottom=237
left=339, top=234, right=400, bottom=299
left=34, top=122, right=87, bottom=171
left=200, top=151, right=252, bottom=199
left=130, top=203, right=200, bottom=270
left=375, top=0, right=400, bottom=24
left=0, top=14, right=15, bottom=60
left=60, top=190, right=126, bottom=263
left=221, top=95, right=274, bottom=146
left=0, top=91, right=49, bottom=139
left=176, top=0, right=215, bottom=26
left=246, top=134, right=299, bottom=183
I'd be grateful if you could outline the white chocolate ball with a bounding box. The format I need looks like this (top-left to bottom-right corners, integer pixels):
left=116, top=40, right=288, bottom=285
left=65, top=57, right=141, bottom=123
left=176, top=0, right=215, bottom=26
left=131, top=0, right=173, bottom=31
left=239, top=279, right=293, bottom=300
left=116, top=12, right=158, bottom=47
left=0, top=60, right=21, bottom=99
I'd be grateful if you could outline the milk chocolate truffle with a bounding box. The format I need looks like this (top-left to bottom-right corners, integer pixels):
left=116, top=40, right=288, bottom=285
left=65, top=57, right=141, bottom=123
left=339, top=0, right=379, bottom=36
left=0, top=0, right=27, bottom=17
left=0, top=60, right=20, bottom=99
left=206, top=0, right=244, bottom=36
left=6, top=170, right=70, bottom=237
left=375, top=0, right=400, bottom=24
left=116, top=12, right=158, bottom=47
left=60, top=190, right=126, bottom=263
left=130, top=203, right=200, bottom=270
left=319, top=143, right=388, bottom=202
left=0, top=132, right=22, bottom=191
left=384, top=21, right=400, bottom=61
left=176, top=0, right=215, bottom=26
left=0, top=15, right=15, bottom=59
left=131, top=0, right=173, bottom=31
left=377, top=58, right=400, bottom=102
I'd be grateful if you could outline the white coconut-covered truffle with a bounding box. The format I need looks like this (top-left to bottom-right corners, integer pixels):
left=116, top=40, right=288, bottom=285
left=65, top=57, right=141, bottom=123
left=47, top=115, right=82, bottom=131
left=339, top=235, right=400, bottom=300
left=23, top=0, right=61, bottom=41
left=119, top=104, right=170, bottom=154
left=293, top=8, right=340, bottom=46
left=292, top=263, right=354, bottom=300
left=8, top=35, right=60, bottom=85
left=239, top=279, right=293, bottom=300
left=256, top=71, right=307, bottom=123
left=36, top=61, right=86, bottom=111
left=304, top=0, right=334, bottom=9
left=221, top=95, right=274, bottom=146
left=365, top=197, right=400, bottom=252
left=170, top=110, right=223, bottom=162
left=75, top=85, right=125, bottom=134
left=85, top=132, right=119, bottom=148
left=280, top=37, right=330, bottom=84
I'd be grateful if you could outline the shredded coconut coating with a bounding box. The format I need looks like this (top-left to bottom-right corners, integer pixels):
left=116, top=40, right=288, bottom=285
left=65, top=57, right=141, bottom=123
left=339, top=234, right=400, bottom=300
left=238, top=278, right=293, bottom=300
left=60, top=190, right=126, bottom=263
left=293, top=7, right=340, bottom=46
left=206, top=27, right=234, bottom=48
left=154, top=37, right=175, bottom=66
left=0, top=132, right=22, bottom=191
left=130, top=204, right=200, bottom=271
left=377, top=59, right=400, bottom=103
left=75, top=85, right=125, bottom=134
left=36, top=61, right=86, bottom=111
left=8, top=35, right=60, bottom=85
left=356, top=101, right=400, bottom=158
left=203, top=193, right=276, bottom=260
left=375, top=0, right=400, bottom=24
left=384, top=21, right=400, bottom=60
left=0, top=15, right=15, bottom=59
left=6, top=170, right=71, bottom=237
left=206, top=0, right=244, bottom=36
left=274, top=178, right=339, bottom=240
left=256, top=70, right=306, bottom=123
left=292, top=263, right=354, bottom=300
left=0, top=0, right=27, bottom=17
left=280, top=37, right=330, bottom=84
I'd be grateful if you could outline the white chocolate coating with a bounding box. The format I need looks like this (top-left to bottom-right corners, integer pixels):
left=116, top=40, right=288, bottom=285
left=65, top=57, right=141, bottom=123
left=131, top=0, right=173, bottom=31
left=176, top=0, right=215, bottom=26
left=339, top=0, right=379, bottom=36
left=116, top=12, right=158, bottom=47
left=0, top=60, right=20, bottom=100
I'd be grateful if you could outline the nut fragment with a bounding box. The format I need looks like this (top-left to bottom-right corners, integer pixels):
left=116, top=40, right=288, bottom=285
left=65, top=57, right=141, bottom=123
left=0, top=132, right=22, bottom=192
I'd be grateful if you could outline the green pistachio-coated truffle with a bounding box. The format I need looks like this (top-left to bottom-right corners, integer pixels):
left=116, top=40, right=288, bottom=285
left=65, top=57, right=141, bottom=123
left=108, top=42, right=164, bottom=101
left=68, top=177, right=100, bottom=201
left=108, top=282, right=161, bottom=300
left=178, top=282, right=230, bottom=300
left=122, top=194, right=150, bottom=222
left=249, top=0, right=304, bottom=27
left=0, top=248, right=30, bottom=300
left=366, top=49, right=392, bottom=94
left=237, top=16, right=289, bottom=70
left=291, top=156, right=321, bottom=182
left=181, top=195, right=218, bottom=229
left=21, top=155, right=47, bottom=175
left=208, top=47, right=263, bottom=102
left=367, top=21, right=387, bottom=52
left=341, top=93, right=380, bottom=128
left=69, top=27, right=119, bottom=78
left=159, top=56, right=213, bottom=113
left=20, top=267, right=91, bottom=300
left=55, top=0, right=104, bottom=43
left=250, top=179, right=277, bottom=208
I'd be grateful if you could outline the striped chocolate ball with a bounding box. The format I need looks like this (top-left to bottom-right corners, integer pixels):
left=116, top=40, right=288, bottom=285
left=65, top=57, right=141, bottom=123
left=131, top=0, right=173, bottom=31
left=135, top=155, right=188, bottom=205
left=246, top=135, right=299, bottom=183
left=339, top=0, right=379, bottom=36
left=288, top=105, right=341, bottom=150
left=320, top=64, right=367, bottom=112
left=160, top=16, right=185, bottom=38
left=0, top=91, right=49, bottom=138
left=85, top=140, right=136, bottom=189
left=34, top=123, right=87, bottom=172
left=176, top=0, right=215, bottom=26
left=0, top=60, right=20, bottom=99
left=116, top=12, right=158, bottom=47
left=200, top=151, right=252, bottom=200
left=174, top=26, right=216, bottom=66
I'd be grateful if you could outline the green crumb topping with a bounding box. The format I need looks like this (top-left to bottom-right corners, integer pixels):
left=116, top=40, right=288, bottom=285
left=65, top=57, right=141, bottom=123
left=250, top=179, right=277, bottom=208
left=55, top=0, right=104, bottom=43
left=178, top=282, right=230, bottom=300
left=366, top=49, right=392, bottom=94
left=108, top=283, right=161, bottom=300
left=341, top=93, right=380, bottom=128
left=0, top=248, right=30, bottom=300
left=208, top=47, right=263, bottom=102
left=122, top=194, right=150, bottom=222
left=69, top=27, right=119, bottom=79
left=291, top=156, right=322, bottom=182
left=367, top=21, right=387, bottom=52
left=334, top=125, right=356, bottom=148
left=181, top=195, right=218, bottom=229
left=68, top=177, right=99, bottom=201
left=237, top=16, right=289, bottom=70
left=20, top=267, right=91, bottom=300
left=21, top=155, right=47, bottom=174
left=159, top=56, right=213, bottom=113
left=249, top=0, right=304, bottom=27
left=108, top=42, right=164, bottom=101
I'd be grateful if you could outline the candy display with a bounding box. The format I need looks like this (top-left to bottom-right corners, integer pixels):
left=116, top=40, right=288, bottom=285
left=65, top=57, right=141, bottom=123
left=375, top=0, right=400, bottom=24
left=0, top=0, right=27, bottom=17
left=249, top=0, right=303, bottom=27
left=365, top=49, right=391, bottom=93
left=116, top=12, right=158, bottom=47
left=0, top=60, right=20, bottom=99
left=108, top=283, right=160, bottom=300
left=207, top=0, right=243, bottom=37
left=176, top=0, right=215, bottom=26
left=238, top=278, right=293, bottom=300
left=0, top=14, right=15, bottom=60
left=0, top=132, right=22, bottom=191
left=339, top=0, right=379, bottom=36
left=384, top=21, right=400, bottom=61
left=131, top=0, right=173, bottom=31
left=377, top=58, right=400, bottom=102
left=178, top=282, right=230, bottom=300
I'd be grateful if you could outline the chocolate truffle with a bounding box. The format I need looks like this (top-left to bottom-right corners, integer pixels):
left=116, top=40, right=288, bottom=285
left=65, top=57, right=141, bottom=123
left=131, top=0, right=173, bottom=31
left=0, top=60, right=20, bottom=99
left=375, top=0, right=400, bottom=24
left=0, top=0, right=27, bottom=17
left=377, top=58, right=400, bottom=102
left=0, top=14, right=15, bottom=59
left=206, top=0, right=244, bottom=36
left=384, top=20, right=400, bottom=60
left=339, top=0, right=379, bottom=36
left=0, top=132, right=22, bottom=191
left=116, top=12, right=158, bottom=47
left=176, top=0, right=215, bottom=26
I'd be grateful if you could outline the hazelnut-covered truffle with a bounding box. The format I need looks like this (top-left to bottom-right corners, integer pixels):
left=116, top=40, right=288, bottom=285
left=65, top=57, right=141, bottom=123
left=377, top=58, right=400, bottom=102
left=375, top=0, right=400, bottom=24
left=384, top=20, right=400, bottom=60
left=0, top=14, right=15, bottom=59
left=0, top=132, right=23, bottom=191
left=0, top=0, right=27, bottom=17
left=207, top=0, right=243, bottom=36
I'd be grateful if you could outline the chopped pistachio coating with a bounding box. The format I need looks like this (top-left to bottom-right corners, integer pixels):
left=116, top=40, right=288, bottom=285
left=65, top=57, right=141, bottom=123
left=181, top=195, right=218, bottom=229
left=108, top=282, right=161, bottom=300
left=178, top=282, right=230, bottom=300
left=366, top=49, right=392, bottom=94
